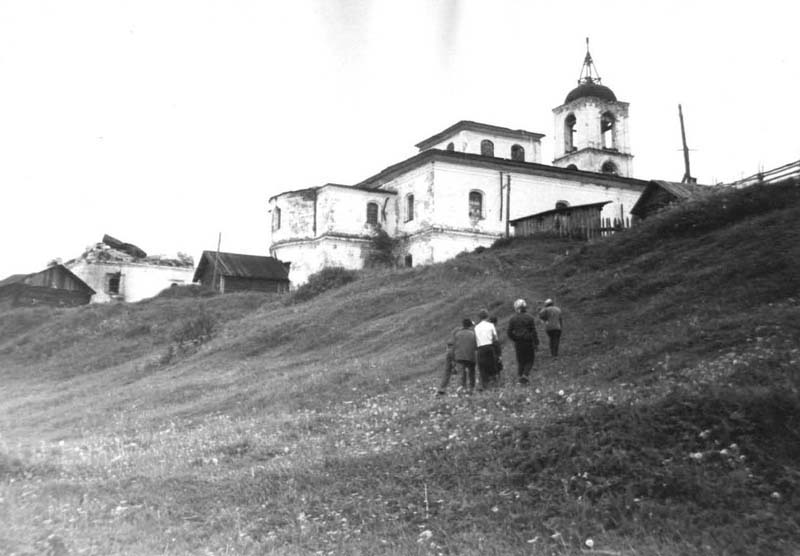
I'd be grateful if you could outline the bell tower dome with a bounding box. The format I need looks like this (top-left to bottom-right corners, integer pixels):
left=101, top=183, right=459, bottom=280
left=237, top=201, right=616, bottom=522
left=552, top=39, right=633, bottom=177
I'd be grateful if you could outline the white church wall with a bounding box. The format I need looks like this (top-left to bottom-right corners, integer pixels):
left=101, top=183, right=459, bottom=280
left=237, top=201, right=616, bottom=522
left=268, top=189, right=317, bottom=246
left=274, top=236, right=370, bottom=287
left=432, top=163, right=507, bottom=235
left=376, top=163, right=436, bottom=237
left=316, top=187, right=396, bottom=237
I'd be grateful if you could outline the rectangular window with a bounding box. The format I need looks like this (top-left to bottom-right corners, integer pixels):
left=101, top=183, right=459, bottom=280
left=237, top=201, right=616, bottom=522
left=106, top=272, right=121, bottom=295
left=405, top=194, right=414, bottom=222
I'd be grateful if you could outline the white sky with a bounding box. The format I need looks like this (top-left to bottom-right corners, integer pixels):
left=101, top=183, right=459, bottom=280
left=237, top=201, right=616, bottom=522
left=1, top=1, right=798, bottom=279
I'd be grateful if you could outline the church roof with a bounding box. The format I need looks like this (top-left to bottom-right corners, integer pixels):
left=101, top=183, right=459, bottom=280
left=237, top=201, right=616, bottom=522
left=356, top=148, right=649, bottom=191
left=565, top=81, right=617, bottom=104
left=193, top=251, right=289, bottom=283
left=415, top=120, right=544, bottom=150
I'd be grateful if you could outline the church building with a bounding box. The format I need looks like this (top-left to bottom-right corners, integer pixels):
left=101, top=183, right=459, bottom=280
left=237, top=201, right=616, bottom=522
left=268, top=44, right=649, bottom=286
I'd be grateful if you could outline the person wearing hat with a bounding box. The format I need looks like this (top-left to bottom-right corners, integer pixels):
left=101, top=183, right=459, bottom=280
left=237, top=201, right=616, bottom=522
left=538, top=298, right=563, bottom=357
left=473, top=308, right=499, bottom=389
left=507, top=298, right=540, bottom=384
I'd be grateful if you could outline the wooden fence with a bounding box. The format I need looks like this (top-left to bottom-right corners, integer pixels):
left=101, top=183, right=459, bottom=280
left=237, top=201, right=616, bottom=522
left=729, top=159, right=800, bottom=188
left=599, top=216, right=632, bottom=237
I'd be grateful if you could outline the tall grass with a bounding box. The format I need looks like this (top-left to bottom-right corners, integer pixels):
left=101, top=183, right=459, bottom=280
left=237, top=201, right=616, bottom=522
left=1, top=182, right=799, bottom=555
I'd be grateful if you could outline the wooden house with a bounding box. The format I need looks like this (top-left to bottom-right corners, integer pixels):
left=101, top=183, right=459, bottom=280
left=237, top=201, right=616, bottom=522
left=193, top=251, right=290, bottom=293
left=0, top=264, right=95, bottom=308
left=510, top=201, right=616, bottom=240
left=630, top=180, right=713, bottom=221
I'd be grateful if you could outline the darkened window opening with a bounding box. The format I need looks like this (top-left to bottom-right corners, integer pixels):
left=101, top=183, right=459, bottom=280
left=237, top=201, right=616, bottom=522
left=601, top=112, right=616, bottom=150
left=511, top=144, right=525, bottom=161
left=405, top=194, right=414, bottom=222
left=566, top=164, right=578, bottom=170
left=446, top=142, right=455, bottom=151
left=366, top=202, right=379, bottom=224
left=106, top=272, right=121, bottom=295
left=601, top=160, right=619, bottom=175
left=272, top=207, right=281, bottom=231
left=565, top=114, right=577, bottom=152
left=555, top=200, right=570, bottom=209
left=469, top=191, right=483, bottom=219
left=480, top=140, right=494, bottom=157
left=404, top=254, right=413, bottom=267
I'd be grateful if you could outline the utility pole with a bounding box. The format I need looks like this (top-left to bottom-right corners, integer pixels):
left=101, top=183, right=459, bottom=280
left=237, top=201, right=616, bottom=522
left=505, top=174, right=511, bottom=238
left=211, top=232, right=221, bottom=292
left=679, top=104, right=697, bottom=184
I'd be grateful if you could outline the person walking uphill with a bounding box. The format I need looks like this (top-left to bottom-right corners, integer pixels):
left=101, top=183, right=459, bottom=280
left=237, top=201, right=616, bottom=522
left=474, top=309, right=499, bottom=389
left=437, top=320, right=469, bottom=396
left=507, top=299, right=539, bottom=384
left=452, top=318, right=478, bottom=394
left=539, top=298, right=563, bottom=357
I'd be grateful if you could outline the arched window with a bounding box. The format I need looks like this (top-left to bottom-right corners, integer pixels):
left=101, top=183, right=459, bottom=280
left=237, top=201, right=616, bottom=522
left=446, top=142, right=455, bottom=151
left=405, top=194, right=414, bottom=222
left=564, top=114, right=577, bottom=152
left=272, top=207, right=281, bottom=231
left=511, top=144, right=525, bottom=161
left=601, top=112, right=616, bottom=149
left=366, top=202, right=379, bottom=225
left=555, top=200, right=570, bottom=209
left=469, top=191, right=483, bottom=219
left=480, top=140, right=494, bottom=157
left=566, top=164, right=578, bottom=170
left=601, top=160, right=619, bottom=175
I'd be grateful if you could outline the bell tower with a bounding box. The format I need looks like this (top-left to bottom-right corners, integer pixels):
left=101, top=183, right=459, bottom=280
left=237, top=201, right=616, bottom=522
left=552, top=39, right=633, bottom=177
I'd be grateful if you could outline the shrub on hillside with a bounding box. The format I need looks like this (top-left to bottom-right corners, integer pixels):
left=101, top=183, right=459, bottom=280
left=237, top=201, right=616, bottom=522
left=363, top=227, right=400, bottom=268
left=290, top=267, right=358, bottom=303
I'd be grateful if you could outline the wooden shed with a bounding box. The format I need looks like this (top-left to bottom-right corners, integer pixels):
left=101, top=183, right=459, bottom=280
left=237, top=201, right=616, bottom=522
left=630, top=180, right=713, bottom=221
left=0, top=264, right=95, bottom=308
left=510, top=201, right=614, bottom=240
left=193, top=251, right=290, bottom=293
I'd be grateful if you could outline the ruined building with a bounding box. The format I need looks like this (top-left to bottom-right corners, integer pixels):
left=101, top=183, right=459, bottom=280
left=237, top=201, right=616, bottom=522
left=64, top=235, right=194, bottom=303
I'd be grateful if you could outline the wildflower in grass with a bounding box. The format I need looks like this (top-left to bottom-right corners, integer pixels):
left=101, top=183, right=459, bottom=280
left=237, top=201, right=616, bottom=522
left=689, top=452, right=704, bottom=461
left=585, top=538, right=594, bottom=548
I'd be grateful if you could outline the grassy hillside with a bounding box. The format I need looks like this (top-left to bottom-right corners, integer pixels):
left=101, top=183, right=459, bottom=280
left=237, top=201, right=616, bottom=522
left=1, top=181, right=798, bottom=555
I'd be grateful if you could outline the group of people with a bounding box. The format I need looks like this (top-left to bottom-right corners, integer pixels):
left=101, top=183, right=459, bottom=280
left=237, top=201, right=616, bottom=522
left=437, top=298, right=563, bottom=396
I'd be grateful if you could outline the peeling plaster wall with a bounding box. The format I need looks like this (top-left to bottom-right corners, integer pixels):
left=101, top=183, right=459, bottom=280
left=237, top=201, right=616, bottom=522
left=316, top=187, right=396, bottom=236
left=271, top=236, right=370, bottom=287
left=377, top=163, right=435, bottom=237
left=268, top=189, right=317, bottom=247
left=67, top=260, right=194, bottom=303
left=424, top=130, right=542, bottom=163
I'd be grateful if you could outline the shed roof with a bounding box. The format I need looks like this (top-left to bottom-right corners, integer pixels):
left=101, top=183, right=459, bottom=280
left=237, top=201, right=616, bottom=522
left=0, top=265, right=96, bottom=294
left=630, top=180, right=714, bottom=217
left=510, top=201, right=612, bottom=224
left=193, top=251, right=290, bottom=283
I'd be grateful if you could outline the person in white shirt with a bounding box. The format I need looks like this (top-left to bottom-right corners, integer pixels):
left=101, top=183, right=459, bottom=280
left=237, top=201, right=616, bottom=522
left=473, top=309, right=498, bottom=389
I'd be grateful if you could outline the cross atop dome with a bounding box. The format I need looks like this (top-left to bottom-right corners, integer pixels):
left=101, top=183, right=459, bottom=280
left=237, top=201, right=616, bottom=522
left=578, top=37, right=602, bottom=84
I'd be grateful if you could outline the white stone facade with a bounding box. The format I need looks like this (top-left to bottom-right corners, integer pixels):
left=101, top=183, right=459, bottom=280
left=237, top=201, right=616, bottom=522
left=66, top=259, right=194, bottom=303
left=269, top=147, right=647, bottom=286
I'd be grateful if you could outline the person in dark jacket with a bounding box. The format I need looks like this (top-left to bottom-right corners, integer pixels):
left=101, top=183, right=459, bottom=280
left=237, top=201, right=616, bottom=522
left=538, top=298, right=563, bottom=357
left=452, top=318, right=478, bottom=393
left=507, top=298, right=540, bottom=384
left=437, top=320, right=466, bottom=396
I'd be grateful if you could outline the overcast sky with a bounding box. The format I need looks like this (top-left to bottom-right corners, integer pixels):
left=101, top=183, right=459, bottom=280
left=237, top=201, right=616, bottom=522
left=1, top=1, right=798, bottom=279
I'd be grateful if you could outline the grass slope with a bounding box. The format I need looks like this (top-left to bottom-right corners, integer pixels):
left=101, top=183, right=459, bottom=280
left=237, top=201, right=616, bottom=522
left=1, top=182, right=799, bottom=555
